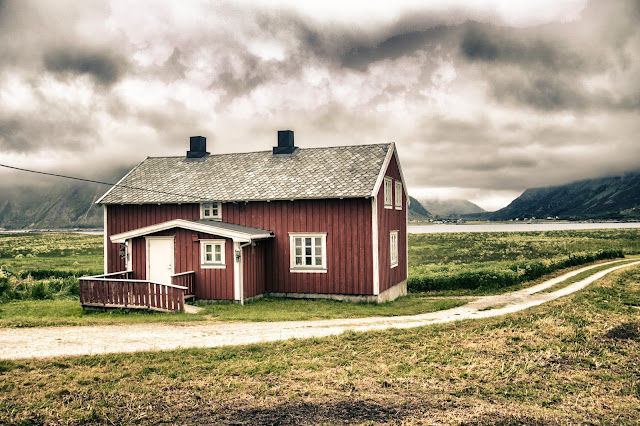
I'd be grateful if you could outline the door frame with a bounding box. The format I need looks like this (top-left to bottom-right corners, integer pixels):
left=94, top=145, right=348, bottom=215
left=145, top=236, right=175, bottom=283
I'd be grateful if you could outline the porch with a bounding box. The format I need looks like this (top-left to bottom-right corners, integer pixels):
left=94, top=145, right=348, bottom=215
left=79, top=271, right=195, bottom=312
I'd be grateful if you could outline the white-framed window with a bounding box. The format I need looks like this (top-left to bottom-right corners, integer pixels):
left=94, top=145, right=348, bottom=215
left=395, top=181, right=403, bottom=210
left=384, top=177, right=392, bottom=209
left=201, top=202, right=222, bottom=220
left=390, top=231, right=398, bottom=268
left=289, top=233, right=327, bottom=273
left=200, top=240, right=225, bottom=268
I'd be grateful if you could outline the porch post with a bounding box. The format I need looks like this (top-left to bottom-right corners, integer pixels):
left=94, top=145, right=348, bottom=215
left=233, top=241, right=243, bottom=304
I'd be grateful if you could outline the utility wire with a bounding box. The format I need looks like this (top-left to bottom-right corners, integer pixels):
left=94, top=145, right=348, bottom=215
left=0, top=163, right=210, bottom=201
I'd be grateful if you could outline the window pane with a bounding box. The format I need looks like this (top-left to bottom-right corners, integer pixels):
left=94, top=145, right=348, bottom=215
left=315, top=256, right=322, bottom=266
left=206, top=253, right=212, bottom=261
left=315, top=237, right=321, bottom=246
left=305, top=247, right=311, bottom=256
left=295, top=247, right=302, bottom=256
left=296, top=256, right=302, bottom=265
left=214, top=245, right=221, bottom=254
left=305, top=257, right=312, bottom=265
left=215, top=253, right=221, bottom=262
left=295, top=238, right=302, bottom=247
left=305, top=237, right=311, bottom=246
left=206, top=245, right=212, bottom=253
left=315, top=247, right=321, bottom=256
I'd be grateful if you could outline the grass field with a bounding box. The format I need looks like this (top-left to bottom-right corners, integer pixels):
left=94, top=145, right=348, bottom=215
left=1, top=230, right=639, bottom=326
left=0, top=295, right=466, bottom=327
left=1, top=264, right=638, bottom=423
left=408, top=229, right=640, bottom=293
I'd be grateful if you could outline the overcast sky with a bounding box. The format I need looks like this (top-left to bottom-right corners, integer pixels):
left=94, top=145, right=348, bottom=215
left=0, top=0, right=638, bottom=211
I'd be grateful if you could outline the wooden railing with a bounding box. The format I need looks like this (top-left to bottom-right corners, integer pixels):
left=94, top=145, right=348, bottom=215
left=79, top=271, right=188, bottom=312
left=171, top=271, right=195, bottom=298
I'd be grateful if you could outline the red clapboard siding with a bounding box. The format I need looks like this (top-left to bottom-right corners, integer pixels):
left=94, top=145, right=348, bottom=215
left=130, top=228, right=235, bottom=300
left=243, top=241, right=266, bottom=299
left=224, top=198, right=373, bottom=295
left=376, top=152, right=408, bottom=293
left=106, top=204, right=200, bottom=273
left=106, top=196, right=375, bottom=298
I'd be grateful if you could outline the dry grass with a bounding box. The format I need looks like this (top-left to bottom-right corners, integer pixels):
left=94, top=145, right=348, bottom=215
left=1, top=266, right=639, bottom=424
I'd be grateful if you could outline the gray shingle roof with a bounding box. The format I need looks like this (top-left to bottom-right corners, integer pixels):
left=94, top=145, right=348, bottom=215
left=189, top=220, right=273, bottom=237
left=98, top=143, right=392, bottom=204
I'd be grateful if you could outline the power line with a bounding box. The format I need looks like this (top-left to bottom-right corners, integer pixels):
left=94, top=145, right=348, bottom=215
left=0, top=163, right=210, bottom=201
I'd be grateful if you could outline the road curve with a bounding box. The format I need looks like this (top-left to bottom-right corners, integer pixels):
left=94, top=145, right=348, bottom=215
left=0, top=260, right=637, bottom=360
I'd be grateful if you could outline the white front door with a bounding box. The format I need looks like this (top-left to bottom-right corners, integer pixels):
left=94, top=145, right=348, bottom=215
left=146, top=237, right=174, bottom=283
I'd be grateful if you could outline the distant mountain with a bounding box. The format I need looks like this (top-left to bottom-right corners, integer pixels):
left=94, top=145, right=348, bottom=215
left=0, top=168, right=131, bottom=230
left=419, top=198, right=485, bottom=218
left=490, top=171, right=640, bottom=220
left=408, top=196, right=431, bottom=220
left=0, top=181, right=107, bottom=230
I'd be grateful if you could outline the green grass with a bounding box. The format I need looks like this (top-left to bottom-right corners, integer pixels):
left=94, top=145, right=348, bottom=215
left=407, top=229, right=640, bottom=292
left=0, top=233, right=102, bottom=272
left=0, top=299, right=206, bottom=328
left=1, top=265, right=639, bottom=424
left=196, top=294, right=466, bottom=322
left=539, top=257, right=639, bottom=294
left=408, top=229, right=640, bottom=267
left=0, top=295, right=467, bottom=327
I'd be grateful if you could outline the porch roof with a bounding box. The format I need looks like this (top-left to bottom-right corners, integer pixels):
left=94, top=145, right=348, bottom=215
left=110, top=219, right=274, bottom=244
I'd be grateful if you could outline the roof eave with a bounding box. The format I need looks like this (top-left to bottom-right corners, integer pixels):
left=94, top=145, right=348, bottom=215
left=110, top=219, right=274, bottom=244
left=96, top=158, right=148, bottom=205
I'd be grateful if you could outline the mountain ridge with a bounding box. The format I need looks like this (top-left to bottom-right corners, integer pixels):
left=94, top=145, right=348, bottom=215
left=489, top=171, right=640, bottom=220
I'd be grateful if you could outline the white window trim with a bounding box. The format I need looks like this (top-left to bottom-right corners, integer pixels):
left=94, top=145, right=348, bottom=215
left=395, top=181, right=403, bottom=210
left=384, top=177, right=393, bottom=209
left=200, top=202, right=222, bottom=220
left=200, top=239, right=226, bottom=269
left=289, top=232, right=327, bottom=273
left=390, top=230, right=399, bottom=268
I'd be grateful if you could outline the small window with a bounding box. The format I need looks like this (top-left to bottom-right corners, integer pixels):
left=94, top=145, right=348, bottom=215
left=201, top=202, right=222, bottom=220
left=390, top=231, right=398, bottom=268
left=200, top=240, right=225, bottom=268
left=289, top=233, right=327, bottom=273
left=395, top=181, right=403, bottom=210
left=384, top=177, right=392, bottom=209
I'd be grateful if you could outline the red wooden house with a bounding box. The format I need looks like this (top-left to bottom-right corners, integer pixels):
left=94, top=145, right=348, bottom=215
left=96, top=131, right=408, bottom=304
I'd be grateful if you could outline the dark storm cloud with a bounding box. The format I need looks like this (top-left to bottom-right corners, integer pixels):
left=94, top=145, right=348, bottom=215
left=460, top=23, right=585, bottom=71
left=490, top=73, right=588, bottom=110
left=43, top=46, right=127, bottom=87
left=340, top=26, right=452, bottom=70
left=457, top=1, right=640, bottom=112
left=0, top=114, right=98, bottom=153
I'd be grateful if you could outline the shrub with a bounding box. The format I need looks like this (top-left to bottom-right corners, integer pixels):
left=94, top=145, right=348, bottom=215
left=407, top=249, right=624, bottom=293
left=30, top=282, right=53, bottom=300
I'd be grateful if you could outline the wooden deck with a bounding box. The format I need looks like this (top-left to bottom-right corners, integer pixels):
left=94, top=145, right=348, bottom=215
left=79, top=271, right=190, bottom=312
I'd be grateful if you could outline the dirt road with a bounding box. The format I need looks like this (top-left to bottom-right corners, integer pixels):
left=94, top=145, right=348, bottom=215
left=0, top=260, right=637, bottom=360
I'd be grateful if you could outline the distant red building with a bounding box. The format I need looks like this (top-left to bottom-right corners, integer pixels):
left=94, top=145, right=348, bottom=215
left=98, top=131, right=408, bottom=303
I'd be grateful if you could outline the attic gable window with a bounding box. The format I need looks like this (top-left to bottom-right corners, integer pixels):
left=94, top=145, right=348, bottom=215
left=395, top=181, right=402, bottom=210
left=289, top=233, right=327, bottom=273
left=384, top=177, right=392, bottom=209
left=201, top=202, right=221, bottom=220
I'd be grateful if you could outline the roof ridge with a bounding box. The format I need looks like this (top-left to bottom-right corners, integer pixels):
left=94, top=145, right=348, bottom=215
left=144, top=142, right=392, bottom=159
